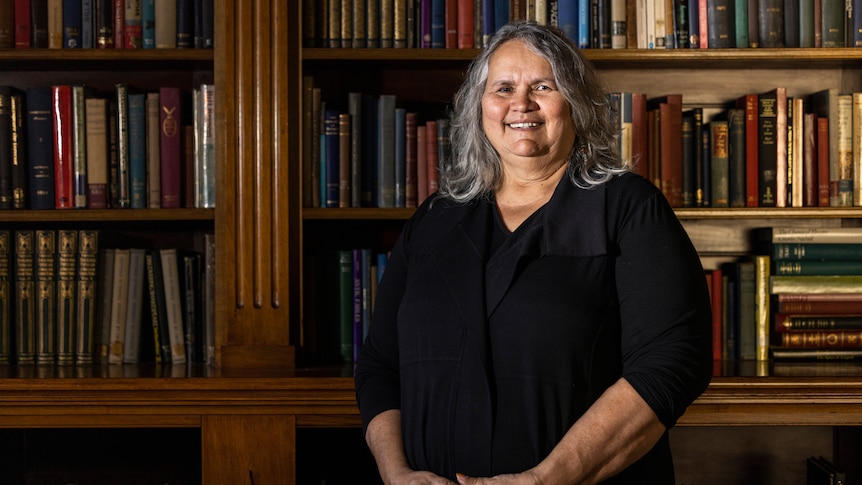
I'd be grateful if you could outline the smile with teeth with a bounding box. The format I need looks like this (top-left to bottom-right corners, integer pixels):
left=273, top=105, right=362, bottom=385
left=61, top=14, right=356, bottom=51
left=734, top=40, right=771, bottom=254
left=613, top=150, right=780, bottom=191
left=508, top=122, right=542, bottom=128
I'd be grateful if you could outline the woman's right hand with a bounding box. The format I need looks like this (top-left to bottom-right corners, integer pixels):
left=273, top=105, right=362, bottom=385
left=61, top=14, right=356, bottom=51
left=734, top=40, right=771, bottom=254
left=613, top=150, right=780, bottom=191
left=384, top=468, right=457, bottom=485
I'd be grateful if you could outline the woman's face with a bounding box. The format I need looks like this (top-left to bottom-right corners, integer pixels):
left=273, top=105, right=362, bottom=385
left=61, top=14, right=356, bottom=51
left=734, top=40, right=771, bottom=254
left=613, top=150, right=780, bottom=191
left=481, top=39, right=576, bottom=170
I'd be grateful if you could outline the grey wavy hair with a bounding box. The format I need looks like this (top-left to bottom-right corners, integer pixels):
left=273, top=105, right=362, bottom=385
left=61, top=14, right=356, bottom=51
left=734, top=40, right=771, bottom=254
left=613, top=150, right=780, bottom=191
left=439, top=20, right=627, bottom=202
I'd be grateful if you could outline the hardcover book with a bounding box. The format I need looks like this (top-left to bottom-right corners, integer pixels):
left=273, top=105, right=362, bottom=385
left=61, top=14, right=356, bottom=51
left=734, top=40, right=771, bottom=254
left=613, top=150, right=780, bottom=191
left=34, top=229, right=55, bottom=364
left=123, top=247, right=145, bottom=363
left=114, top=83, right=131, bottom=207
left=75, top=229, right=98, bottom=364
left=159, top=247, right=187, bottom=364
left=0, top=231, right=9, bottom=364
left=124, top=0, right=142, bottom=47
left=128, top=92, right=147, bottom=208
left=56, top=229, right=77, bottom=365
left=51, top=85, right=74, bottom=209
left=85, top=96, right=109, bottom=208
left=108, top=248, right=130, bottom=364
left=62, top=0, right=82, bottom=47
left=0, top=87, right=14, bottom=209
left=9, top=91, right=25, bottom=207
left=30, top=0, right=48, bottom=47
left=71, top=85, right=88, bottom=209
left=159, top=86, right=182, bottom=208
left=15, top=231, right=36, bottom=364
left=145, top=249, right=171, bottom=363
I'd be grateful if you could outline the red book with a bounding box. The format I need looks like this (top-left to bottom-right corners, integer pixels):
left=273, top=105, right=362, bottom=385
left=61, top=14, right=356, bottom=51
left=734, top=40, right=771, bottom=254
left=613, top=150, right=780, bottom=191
left=14, top=0, right=30, bottom=48
left=817, top=116, right=830, bottom=206
left=456, top=0, right=474, bottom=48
left=710, top=268, right=723, bottom=361
left=113, top=0, right=125, bottom=49
left=159, top=87, right=182, bottom=208
left=736, top=93, right=759, bottom=207
left=698, top=0, right=708, bottom=48
left=51, top=85, right=73, bottom=209
left=445, top=0, right=457, bottom=48
left=630, top=93, right=648, bottom=179
left=649, top=94, right=683, bottom=207
left=426, top=119, right=439, bottom=195
left=777, top=293, right=862, bottom=315
left=405, top=112, right=418, bottom=208
left=416, top=124, right=427, bottom=204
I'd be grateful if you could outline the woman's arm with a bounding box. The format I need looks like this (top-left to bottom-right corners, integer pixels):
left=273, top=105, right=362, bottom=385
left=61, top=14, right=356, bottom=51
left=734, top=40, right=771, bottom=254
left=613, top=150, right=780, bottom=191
left=366, top=409, right=457, bottom=485
left=456, top=377, right=664, bottom=485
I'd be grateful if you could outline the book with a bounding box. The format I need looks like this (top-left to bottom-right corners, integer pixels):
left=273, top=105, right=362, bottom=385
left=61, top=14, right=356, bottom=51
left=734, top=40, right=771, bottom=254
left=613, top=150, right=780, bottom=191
left=51, top=85, right=74, bottom=209
left=145, top=92, right=160, bottom=207
left=773, top=243, right=862, bottom=261
left=0, top=87, right=13, bottom=210
left=767, top=226, right=862, bottom=243
left=56, top=229, right=77, bottom=365
left=141, top=0, right=154, bottom=47
left=803, top=111, right=817, bottom=207
left=180, top=251, right=202, bottom=362
left=394, top=108, right=406, bottom=207
left=108, top=248, right=130, bottom=364
left=754, top=254, right=770, bottom=361
left=144, top=250, right=169, bottom=362
left=94, top=248, right=114, bottom=363
left=47, top=0, right=61, bottom=48
left=0, top=231, right=9, bottom=364
left=756, top=0, right=783, bottom=46
left=14, top=0, right=30, bottom=48
left=175, top=0, right=192, bottom=47
left=75, top=229, right=98, bottom=364
left=806, top=455, right=846, bottom=484
left=337, top=112, right=350, bottom=207
left=34, top=230, right=56, bottom=364
left=9, top=88, right=25, bottom=210
left=154, top=0, right=176, bottom=48
left=160, top=247, right=187, bottom=363
left=706, top=0, right=735, bottom=47
left=14, top=231, right=35, bottom=364
left=777, top=293, right=862, bottom=314
left=771, top=347, right=862, bottom=361
left=809, top=88, right=839, bottom=206
left=62, top=0, right=82, bottom=47
left=836, top=93, right=853, bottom=206
left=95, top=0, right=113, bottom=47
left=128, top=92, right=147, bottom=208
left=124, top=0, right=142, bottom=47
left=780, top=330, right=862, bottom=348
left=649, top=94, right=683, bottom=207
left=771, top=275, right=862, bottom=294
left=338, top=249, right=353, bottom=363
left=30, top=0, right=48, bottom=47
left=115, top=83, right=131, bottom=208
left=159, top=86, right=182, bottom=208
left=377, top=95, right=396, bottom=208
left=71, top=85, right=88, bottom=209
left=775, top=259, right=862, bottom=275
left=202, top=232, right=214, bottom=364
left=735, top=93, right=759, bottom=207
left=709, top=117, right=729, bottom=207
left=123, top=247, right=145, bottom=363
left=821, top=0, right=845, bottom=46
left=196, top=83, right=215, bottom=208
left=727, top=108, right=746, bottom=207
left=776, top=314, right=862, bottom=332
left=85, top=96, right=110, bottom=209
left=112, top=0, right=125, bottom=49
left=757, top=87, right=786, bottom=207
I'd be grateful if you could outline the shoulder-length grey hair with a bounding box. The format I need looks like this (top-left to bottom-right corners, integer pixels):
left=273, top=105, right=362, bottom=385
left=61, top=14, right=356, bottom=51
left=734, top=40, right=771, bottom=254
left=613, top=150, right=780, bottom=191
left=439, top=20, right=627, bottom=202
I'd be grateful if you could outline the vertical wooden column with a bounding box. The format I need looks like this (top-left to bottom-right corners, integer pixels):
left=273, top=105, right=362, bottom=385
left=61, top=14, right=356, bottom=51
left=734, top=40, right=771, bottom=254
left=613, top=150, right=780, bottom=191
left=215, top=0, right=300, bottom=367
left=201, top=414, right=296, bottom=484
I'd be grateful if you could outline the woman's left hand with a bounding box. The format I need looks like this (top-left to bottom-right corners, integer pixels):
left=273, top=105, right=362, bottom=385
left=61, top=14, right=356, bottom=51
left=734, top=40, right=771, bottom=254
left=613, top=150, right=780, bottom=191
left=455, top=472, right=542, bottom=485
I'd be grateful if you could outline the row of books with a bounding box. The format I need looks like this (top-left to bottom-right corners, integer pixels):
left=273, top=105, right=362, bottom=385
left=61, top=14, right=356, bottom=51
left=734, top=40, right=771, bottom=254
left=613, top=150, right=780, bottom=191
left=0, top=229, right=215, bottom=366
left=763, top=227, right=862, bottom=361
left=2, top=83, right=215, bottom=211
left=624, top=87, right=862, bottom=209
left=305, top=248, right=389, bottom=365
left=303, top=82, right=450, bottom=209
left=302, top=0, right=862, bottom=50
left=4, top=0, right=214, bottom=50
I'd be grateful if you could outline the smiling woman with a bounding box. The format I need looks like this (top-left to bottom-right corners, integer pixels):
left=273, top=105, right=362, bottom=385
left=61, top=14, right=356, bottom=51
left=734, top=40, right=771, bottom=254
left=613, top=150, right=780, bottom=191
left=355, top=20, right=713, bottom=485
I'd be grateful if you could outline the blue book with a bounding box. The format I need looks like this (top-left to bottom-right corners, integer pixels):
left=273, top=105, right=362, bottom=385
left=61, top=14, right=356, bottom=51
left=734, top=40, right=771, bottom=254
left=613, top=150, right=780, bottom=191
left=482, top=0, right=495, bottom=47
left=376, top=252, right=388, bottom=283
left=142, top=0, right=156, bottom=48
left=558, top=0, right=578, bottom=42
left=25, top=87, right=55, bottom=210
left=324, top=110, right=340, bottom=208
left=319, top=133, right=326, bottom=208
left=494, top=0, right=509, bottom=31
left=81, top=0, right=94, bottom=48
left=577, top=0, right=590, bottom=48
left=128, top=93, right=147, bottom=209
left=688, top=0, right=700, bottom=48
left=394, top=108, right=406, bottom=208
left=377, top=95, right=396, bottom=208
left=430, top=0, right=445, bottom=48
left=63, top=0, right=82, bottom=48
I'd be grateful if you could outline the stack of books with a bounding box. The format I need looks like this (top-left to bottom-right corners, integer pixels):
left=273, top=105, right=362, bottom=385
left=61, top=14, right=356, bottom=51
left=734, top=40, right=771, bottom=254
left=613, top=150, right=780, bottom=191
left=764, top=226, right=862, bottom=361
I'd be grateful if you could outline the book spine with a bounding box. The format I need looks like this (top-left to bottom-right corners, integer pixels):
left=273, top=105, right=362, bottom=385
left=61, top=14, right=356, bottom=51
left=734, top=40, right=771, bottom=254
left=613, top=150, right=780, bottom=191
left=95, top=248, right=114, bottom=363
left=123, top=248, right=145, bottom=363
left=154, top=0, right=176, bottom=48
left=108, top=248, right=130, bottom=364
left=197, top=84, right=215, bottom=208
left=145, top=251, right=165, bottom=363
left=338, top=112, right=351, bottom=208
left=773, top=243, right=862, bottom=261
left=175, top=0, right=193, bottom=47
left=52, top=85, right=74, bottom=209
left=124, top=0, right=142, bottom=47
left=95, top=0, right=114, bottom=47
left=0, top=231, right=9, bottom=364
left=146, top=92, right=161, bottom=207
left=62, top=0, right=82, bottom=47
left=0, top=88, right=12, bottom=209
left=30, top=0, right=48, bottom=47
left=837, top=93, right=853, bottom=206
left=81, top=0, right=93, bottom=48
left=780, top=330, right=862, bottom=348
left=141, top=0, right=154, bottom=47
left=160, top=248, right=187, bottom=363
left=338, top=249, right=353, bottom=363
left=180, top=252, right=201, bottom=362
left=199, top=0, right=212, bottom=47
left=755, top=254, right=770, bottom=361
left=769, top=226, right=862, bottom=243
left=706, top=0, right=735, bottom=47
left=114, top=83, right=131, bottom=208
left=457, top=0, right=474, bottom=48
left=112, top=0, right=125, bottom=48
left=128, top=92, right=147, bottom=208
left=56, top=229, right=77, bottom=365
left=770, top=275, right=862, bottom=294
left=75, top=229, right=98, bottom=364
left=47, top=0, right=62, bottom=48
left=150, top=248, right=172, bottom=362
left=72, top=85, right=88, bottom=209
left=758, top=89, right=778, bottom=207
left=776, top=314, right=862, bottom=331
left=85, top=97, right=109, bottom=208
left=347, top=92, right=362, bottom=208
left=821, top=0, right=845, bottom=46
left=15, top=0, right=31, bottom=48
left=8, top=95, right=23, bottom=206
left=405, top=111, right=417, bottom=208
left=709, top=118, right=729, bottom=207
left=15, top=231, right=35, bottom=364
left=159, top=86, right=182, bottom=208
left=34, top=230, right=55, bottom=364
left=757, top=0, right=784, bottom=47
left=394, top=108, right=406, bottom=208
left=774, top=260, right=862, bottom=275
left=777, top=292, right=862, bottom=314
left=426, top=119, right=439, bottom=195
left=323, top=109, right=340, bottom=208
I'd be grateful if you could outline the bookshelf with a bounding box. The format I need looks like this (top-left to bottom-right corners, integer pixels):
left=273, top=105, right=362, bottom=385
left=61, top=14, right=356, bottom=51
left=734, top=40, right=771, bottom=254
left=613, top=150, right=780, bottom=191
left=296, top=6, right=862, bottom=485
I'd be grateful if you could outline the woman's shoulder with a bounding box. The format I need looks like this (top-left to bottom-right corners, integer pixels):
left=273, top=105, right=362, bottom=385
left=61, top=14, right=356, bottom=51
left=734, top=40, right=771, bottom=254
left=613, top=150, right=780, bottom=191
left=401, top=195, right=482, bottom=248
left=604, top=172, right=663, bottom=199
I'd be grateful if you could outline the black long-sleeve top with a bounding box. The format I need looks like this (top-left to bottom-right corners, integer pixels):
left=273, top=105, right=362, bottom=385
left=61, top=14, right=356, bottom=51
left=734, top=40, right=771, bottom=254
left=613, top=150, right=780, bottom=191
left=355, top=172, right=713, bottom=483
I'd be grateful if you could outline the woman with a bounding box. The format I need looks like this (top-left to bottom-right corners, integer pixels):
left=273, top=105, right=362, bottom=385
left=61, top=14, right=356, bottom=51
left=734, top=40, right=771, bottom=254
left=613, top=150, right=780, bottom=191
left=354, top=21, right=712, bottom=485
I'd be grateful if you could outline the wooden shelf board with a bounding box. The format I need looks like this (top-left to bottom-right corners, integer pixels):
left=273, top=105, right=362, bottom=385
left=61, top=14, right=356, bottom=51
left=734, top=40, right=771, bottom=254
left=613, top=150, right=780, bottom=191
left=0, top=208, right=214, bottom=223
